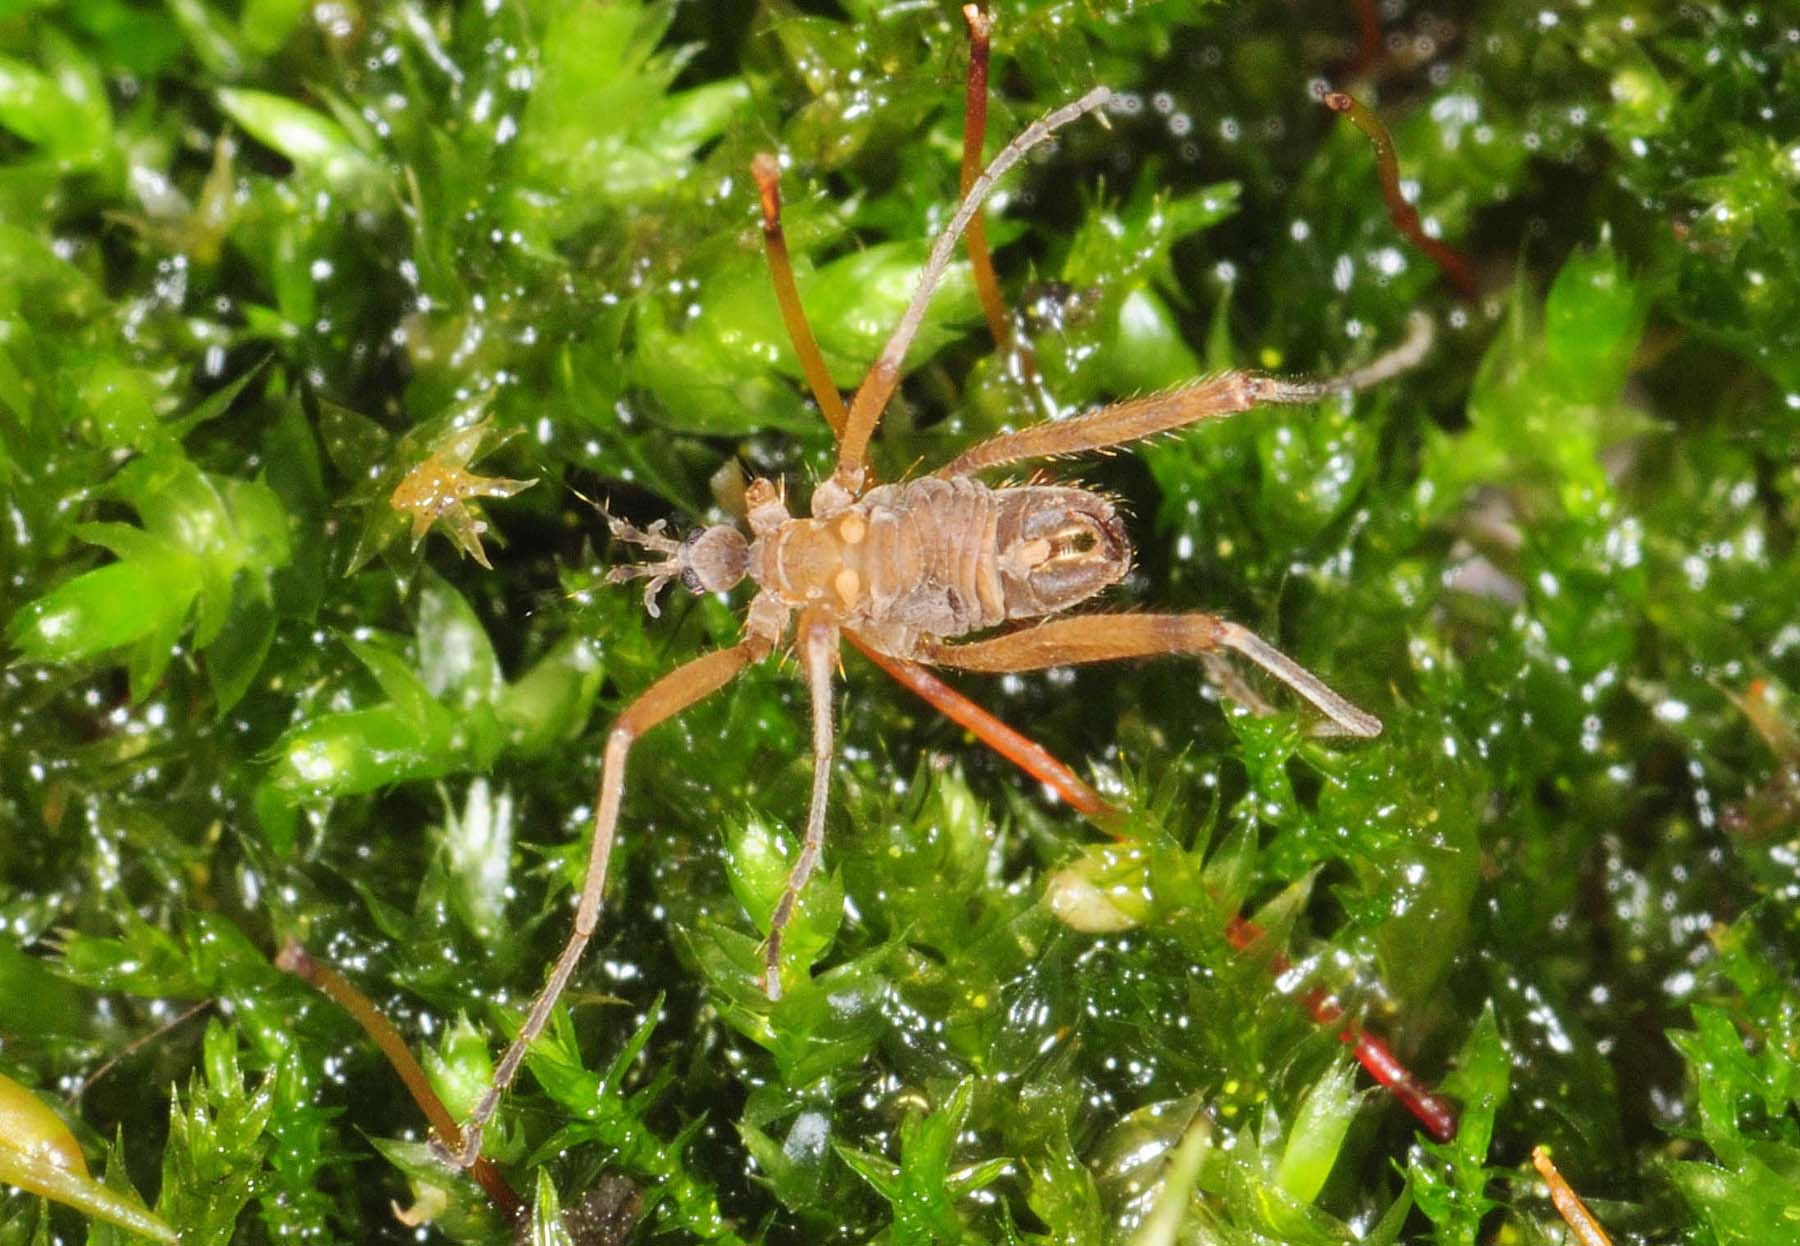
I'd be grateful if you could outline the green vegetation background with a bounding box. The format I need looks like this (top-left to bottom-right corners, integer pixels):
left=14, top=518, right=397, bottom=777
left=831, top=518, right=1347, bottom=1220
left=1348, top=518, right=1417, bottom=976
left=3, top=0, right=1798, bottom=1242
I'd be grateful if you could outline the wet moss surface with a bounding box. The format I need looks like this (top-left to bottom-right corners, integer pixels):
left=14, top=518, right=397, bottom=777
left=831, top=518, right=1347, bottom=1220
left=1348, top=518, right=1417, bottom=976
left=3, top=1, right=1799, bottom=1242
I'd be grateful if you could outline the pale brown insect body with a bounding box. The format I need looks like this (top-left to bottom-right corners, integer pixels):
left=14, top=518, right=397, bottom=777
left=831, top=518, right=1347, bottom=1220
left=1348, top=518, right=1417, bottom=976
left=752, top=477, right=1129, bottom=650
left=441, top=81, right=1434, bottom=1170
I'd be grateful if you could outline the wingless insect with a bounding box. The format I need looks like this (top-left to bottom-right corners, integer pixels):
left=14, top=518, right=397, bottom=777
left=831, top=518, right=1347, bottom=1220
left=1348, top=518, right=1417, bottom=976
left=443, top=47, right=1432, bottom=1169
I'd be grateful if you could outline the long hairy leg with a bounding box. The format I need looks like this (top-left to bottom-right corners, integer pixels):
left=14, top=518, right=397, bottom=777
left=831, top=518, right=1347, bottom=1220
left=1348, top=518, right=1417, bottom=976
left=749, top=8, right=1057, bottom=468
left=750, top=153, right=848, bottom=438
left=764, top=609, right=838, bottom=1000
left=847, top=633, right=1109, bottom=821
left=832, top=86, right=1111, bottom=493
left=936, top=311, right=1432, bottom=477
left=277, top=939, right=523, bottom=1220
left=443, top=639, right=768, bottom=1168
left=916, top=613, right=1381, bottom=739
left=957, top=4, right=1012, bottom=357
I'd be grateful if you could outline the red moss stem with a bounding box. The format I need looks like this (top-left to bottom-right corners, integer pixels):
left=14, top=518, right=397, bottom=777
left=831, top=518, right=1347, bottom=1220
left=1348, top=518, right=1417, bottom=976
left=1225, top=915, right=1459, bottom=1142
left=1346, top=0, right=1382, bottom=78
left=1324, top=89, right=1478, bottom=297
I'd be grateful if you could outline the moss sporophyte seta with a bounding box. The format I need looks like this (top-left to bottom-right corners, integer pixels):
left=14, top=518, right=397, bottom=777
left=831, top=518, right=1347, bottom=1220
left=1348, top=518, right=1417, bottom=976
left=3, top=2, right=1798, bottom=1244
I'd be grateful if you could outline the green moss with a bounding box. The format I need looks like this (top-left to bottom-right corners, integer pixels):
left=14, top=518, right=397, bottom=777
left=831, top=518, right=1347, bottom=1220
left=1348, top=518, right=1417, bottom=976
left=3, top=0, right=1799, bottom=1242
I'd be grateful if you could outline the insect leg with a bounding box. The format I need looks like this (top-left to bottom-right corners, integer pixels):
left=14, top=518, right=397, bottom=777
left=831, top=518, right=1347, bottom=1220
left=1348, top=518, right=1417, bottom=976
left=764, top=610, right=839, bottom=1000
left=750, top=153, right=848, bottom=438
left=935, top=312, right=1432, bottom=477
left=847, top=633, right=1110, bottom=822
left=958, top=4, right=1014, bottom=358
left=834, top=85, right=1112, bottom=493
left=916, top=613, right=1381, bottom=739
left=443, top=639, right=769, bottom=1170
left=277, top=939, right=523, bottom=1220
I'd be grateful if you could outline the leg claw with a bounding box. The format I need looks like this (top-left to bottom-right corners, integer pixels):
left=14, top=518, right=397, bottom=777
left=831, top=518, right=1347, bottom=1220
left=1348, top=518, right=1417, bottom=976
left=429, top=1121, right=485, bottom=1171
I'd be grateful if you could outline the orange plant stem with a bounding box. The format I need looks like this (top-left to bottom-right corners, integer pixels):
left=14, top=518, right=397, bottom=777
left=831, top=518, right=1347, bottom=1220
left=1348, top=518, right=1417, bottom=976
left=1531, top=1146, right=1615, bottom=1246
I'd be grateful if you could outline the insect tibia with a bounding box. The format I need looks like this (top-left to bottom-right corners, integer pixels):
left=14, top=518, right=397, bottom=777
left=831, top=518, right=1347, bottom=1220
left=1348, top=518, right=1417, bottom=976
left=604, top=513, right=749, bottom=617
left=1257, top=311, right=1436, bottom=406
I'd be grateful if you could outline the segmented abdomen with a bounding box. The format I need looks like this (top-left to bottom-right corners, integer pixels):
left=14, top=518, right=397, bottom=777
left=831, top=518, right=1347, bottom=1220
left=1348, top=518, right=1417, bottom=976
left=857, top=477, right=1009, bottom=639
left=762, top=476, right=1129, bottom=650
